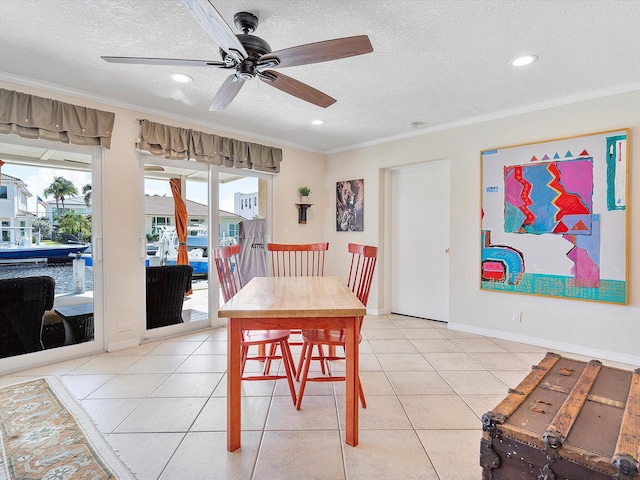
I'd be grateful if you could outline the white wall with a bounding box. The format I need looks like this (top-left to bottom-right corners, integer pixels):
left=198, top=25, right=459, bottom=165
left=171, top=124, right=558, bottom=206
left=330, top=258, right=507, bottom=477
left=325, top=90, right=640, bottom=365
left=271, top=147, right=326, bottom=243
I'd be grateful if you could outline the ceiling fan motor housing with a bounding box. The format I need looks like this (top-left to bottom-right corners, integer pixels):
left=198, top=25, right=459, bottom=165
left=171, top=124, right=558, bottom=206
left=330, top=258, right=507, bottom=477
left=219, top=30, right=272, bottom=80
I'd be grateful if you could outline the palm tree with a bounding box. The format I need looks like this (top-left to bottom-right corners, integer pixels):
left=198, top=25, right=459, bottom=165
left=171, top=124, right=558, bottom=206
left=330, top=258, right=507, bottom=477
left=82, top=183, right=92, bottom=207
left=43, top=176, right=77, bottom=211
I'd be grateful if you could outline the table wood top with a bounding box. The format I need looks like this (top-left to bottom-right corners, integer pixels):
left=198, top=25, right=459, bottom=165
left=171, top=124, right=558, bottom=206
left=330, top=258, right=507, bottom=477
left=218, top=276, right=366, bottom=318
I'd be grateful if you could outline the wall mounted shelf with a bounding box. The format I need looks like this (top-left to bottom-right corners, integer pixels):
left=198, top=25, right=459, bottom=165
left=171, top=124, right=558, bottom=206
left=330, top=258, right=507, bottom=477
left=295, top=203, right=312, bottom=224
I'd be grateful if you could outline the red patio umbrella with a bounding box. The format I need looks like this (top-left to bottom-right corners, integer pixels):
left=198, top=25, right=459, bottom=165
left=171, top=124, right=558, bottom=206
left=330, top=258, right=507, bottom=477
left=170, top=177, right=191, bottom=295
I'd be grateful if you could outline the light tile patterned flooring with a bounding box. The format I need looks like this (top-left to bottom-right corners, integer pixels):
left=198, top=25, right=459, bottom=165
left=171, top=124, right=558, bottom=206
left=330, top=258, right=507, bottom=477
left=2, top=314, right=627, bottom=479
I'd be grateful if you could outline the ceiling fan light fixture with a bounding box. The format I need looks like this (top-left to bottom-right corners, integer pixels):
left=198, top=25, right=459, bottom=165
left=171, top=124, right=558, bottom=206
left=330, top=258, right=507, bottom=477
left=509, top=54, right=538, bottom=67
left=171, top=73, right=192, bottom=83
left=311, top=119, right=324, bottom=125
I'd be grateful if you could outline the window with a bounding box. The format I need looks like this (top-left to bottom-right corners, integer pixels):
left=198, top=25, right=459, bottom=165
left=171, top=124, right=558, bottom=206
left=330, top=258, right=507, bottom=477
left=0, top=186, right=7, bottom=199
left=151, top=216, right=171, bottom=235
left=229, top=223, right=238, bottom=237
left=1, top=221, right=9, bottom=242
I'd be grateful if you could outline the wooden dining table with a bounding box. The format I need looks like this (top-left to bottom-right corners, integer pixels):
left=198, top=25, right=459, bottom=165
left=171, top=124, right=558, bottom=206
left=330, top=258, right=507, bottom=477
left=217, top=275, right=366, bottom=452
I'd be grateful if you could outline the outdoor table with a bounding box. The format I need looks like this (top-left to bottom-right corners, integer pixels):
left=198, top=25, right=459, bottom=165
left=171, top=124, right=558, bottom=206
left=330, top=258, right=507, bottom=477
left=218, top=276, right=366, bottom=452
left=54, top=303, right=94, bottom=344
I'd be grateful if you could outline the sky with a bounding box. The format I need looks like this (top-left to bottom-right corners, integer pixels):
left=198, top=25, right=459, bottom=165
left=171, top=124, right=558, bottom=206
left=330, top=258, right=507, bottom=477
left=144, top=176, right=258, bottom=212
left=3, top=164, right=91, bottom=214
left=2, top=163, right=258, bottom=214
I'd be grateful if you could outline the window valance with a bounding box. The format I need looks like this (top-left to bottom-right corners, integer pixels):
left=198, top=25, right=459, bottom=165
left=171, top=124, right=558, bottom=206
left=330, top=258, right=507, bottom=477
left=136, top=119, right=282, bottom=174
left=0, top=88, right=115, bottom=149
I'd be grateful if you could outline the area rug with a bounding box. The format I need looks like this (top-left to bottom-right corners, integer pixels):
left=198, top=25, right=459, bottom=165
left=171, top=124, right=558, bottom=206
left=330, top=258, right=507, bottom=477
left=0, top=377, right=136, bottom=480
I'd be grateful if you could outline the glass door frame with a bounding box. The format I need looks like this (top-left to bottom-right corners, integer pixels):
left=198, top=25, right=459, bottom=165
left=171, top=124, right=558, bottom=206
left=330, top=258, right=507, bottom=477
left=0, top=135, right=105, bottom=374
left=210, top=165, right=273, bottom=323
left=139, top=155, right=210, bottom=341
left=138, top=156, right=273, bottom=340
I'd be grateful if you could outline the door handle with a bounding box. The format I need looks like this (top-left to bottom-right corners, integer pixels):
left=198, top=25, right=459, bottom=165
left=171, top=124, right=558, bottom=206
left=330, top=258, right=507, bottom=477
left=445, top=248, right=450, bottom=254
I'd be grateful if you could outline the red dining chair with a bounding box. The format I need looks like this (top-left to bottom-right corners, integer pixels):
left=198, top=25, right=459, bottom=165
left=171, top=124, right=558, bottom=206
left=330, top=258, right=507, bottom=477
left=212, top=244, right=298, bottom=405
left=267, top=242, right=329, bottom=277
left=295, top=243, right=377, bottom=410
left=267, top=242, right=330, bottom=351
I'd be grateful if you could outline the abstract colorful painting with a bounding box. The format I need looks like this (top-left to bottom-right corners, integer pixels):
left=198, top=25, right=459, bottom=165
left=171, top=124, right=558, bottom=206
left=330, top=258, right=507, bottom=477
left=481, top=129, right=628, bottom=304
left=504, top=158, right=593, bottom=235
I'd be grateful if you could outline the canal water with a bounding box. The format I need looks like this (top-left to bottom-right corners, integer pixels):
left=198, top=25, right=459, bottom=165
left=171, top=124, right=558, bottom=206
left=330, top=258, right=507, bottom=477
left=0, top=262, right=94, bottom=295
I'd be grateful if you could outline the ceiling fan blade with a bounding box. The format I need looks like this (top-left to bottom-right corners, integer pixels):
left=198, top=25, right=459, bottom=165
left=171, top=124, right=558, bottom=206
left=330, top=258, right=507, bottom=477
left=259, top=71, right=336, bottom=108
left=210, top=74, right=245, bottom=111
left=180, top=0, right=247, bottom=61
left=259, top=35, right=373, bottom=69
left=101, top=56, right=226, bottom=67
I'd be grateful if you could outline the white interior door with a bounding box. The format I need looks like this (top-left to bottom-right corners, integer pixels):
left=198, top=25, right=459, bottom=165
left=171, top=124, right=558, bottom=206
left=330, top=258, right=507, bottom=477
left=390, top=160, right=450, bottom=321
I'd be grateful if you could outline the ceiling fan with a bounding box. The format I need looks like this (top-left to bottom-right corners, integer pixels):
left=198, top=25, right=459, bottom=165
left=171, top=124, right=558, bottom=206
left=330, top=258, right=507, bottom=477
left=101, top=0, right=373, bottom=111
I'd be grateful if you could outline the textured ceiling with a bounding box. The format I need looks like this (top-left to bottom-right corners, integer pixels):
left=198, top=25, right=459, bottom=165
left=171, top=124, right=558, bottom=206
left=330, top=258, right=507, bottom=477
left=1, top=0, right=640, bottom=153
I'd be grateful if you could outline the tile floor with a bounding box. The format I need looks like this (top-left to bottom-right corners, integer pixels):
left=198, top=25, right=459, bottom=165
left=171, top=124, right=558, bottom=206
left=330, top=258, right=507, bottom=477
left=1, top=314, right=629, bottom=480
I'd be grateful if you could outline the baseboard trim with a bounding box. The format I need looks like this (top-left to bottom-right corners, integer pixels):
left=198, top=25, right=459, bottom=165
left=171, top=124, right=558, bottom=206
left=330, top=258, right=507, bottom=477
left=448, top=322, right=640, bottom=367
left=107, top=338, right=139, bottom=352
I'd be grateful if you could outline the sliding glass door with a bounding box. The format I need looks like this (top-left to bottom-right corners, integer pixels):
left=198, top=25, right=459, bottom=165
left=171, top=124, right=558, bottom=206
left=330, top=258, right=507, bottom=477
left=141, top=158, right=272, bottom=339
left=141, top=159, right=210, bottom=339
left=0, top=136, right=103, bottom=371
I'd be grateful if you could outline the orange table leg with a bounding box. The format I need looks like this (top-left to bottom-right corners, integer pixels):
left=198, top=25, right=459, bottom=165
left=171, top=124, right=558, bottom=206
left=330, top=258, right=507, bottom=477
left=344, top=316, right=359, bottom=447
left=227, top=317, right=242, bottom=451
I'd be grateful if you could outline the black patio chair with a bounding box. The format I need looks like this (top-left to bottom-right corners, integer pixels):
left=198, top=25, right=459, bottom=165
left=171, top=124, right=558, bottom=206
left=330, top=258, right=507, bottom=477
left=146, top=265, right=193, bottom=329
left=0, top=276, right=55, bottom=358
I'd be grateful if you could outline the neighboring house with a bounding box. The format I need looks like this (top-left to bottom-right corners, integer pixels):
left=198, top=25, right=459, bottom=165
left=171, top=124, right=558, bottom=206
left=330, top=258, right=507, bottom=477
left=42, top=195, right=92, bottom=226
left=144, top=195, right=244, bottom=243
left=234, top=191, right=258, bottom=220
left=0, top=173, right=35, bottom=245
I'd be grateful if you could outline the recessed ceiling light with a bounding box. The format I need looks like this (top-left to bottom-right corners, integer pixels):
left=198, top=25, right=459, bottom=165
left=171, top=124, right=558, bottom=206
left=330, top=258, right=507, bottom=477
left=171, top=73, right=192, bottom=83
left=311, top=119, right=324, bottom=125
left=509, top=55, right=538, bottom=67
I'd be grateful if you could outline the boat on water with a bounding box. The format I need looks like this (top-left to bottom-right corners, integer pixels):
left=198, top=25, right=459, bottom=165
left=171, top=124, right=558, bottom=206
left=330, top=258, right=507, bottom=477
left=186, top=224, right=208, bottom=250
left=149, top=227, right=209, bottom=276
left=0, top=243, right=89, bottom=262
left=0, top=227, right=89, bottom=263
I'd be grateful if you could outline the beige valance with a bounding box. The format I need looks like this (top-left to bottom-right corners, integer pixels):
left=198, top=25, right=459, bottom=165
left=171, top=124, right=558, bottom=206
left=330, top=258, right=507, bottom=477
left=0, top=88, right=115, bottom=149
left=136, top=119, right=282, bottom=174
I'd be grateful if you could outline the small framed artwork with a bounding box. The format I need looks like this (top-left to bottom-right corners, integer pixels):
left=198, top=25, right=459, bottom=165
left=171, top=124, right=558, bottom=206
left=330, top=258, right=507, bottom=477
left=336, top=179, right=364, bottom=232
left=481, top=128, right=628, bottom=304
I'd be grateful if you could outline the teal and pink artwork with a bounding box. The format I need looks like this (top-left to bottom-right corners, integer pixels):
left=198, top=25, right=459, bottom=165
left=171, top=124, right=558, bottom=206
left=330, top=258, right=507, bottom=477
left=481, top=129, right=627, bottom=304
left=504, top=158, right=593, bottom=235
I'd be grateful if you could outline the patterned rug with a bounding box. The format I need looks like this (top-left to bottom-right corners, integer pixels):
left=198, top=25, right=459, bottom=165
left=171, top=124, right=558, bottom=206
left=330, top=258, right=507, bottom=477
left=0, top=377, right=136, bottom=480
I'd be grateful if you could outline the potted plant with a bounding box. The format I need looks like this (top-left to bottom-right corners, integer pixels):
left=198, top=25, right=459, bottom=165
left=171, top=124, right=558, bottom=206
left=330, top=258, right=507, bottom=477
left=298, top=186, right=312, bottom=203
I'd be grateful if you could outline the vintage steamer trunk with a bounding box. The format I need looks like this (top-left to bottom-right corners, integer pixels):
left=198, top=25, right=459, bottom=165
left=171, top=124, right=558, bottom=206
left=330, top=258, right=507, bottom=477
left=481, top=352, right=640, bottom=480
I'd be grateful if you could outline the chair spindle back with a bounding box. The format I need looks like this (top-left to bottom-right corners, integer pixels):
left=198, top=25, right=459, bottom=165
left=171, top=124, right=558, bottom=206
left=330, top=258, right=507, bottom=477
left=212, top=244, right=243, bottom=302
left=347, top=243, right=378, bottom=307
left=267, top=242, right=329, bottom=277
